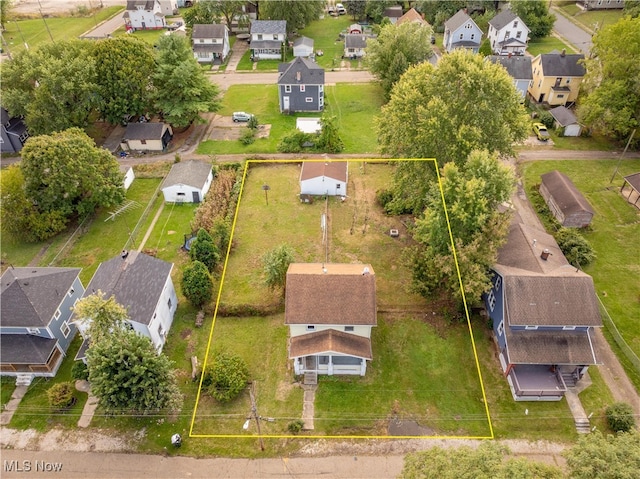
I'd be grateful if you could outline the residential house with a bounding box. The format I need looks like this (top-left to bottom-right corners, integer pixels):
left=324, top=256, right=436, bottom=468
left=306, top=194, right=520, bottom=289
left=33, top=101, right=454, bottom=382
left=443, top=9, right=482, bottom=53
left=124, top=0, right=166, bottom=31
left=348, top=24, right=363, bottom=34
left=1, top=107, right=29, bottom=153
left=176, top=0, right=194, bottom=7
left=285, top=263, right=377, bottom=378
left=192, top=24, right=230, bottom=64
left=75, top=251, right=177, bottom=359
left=300, top=161, right=348, bottom=196
left=579, top=0, right=624, bottom=9
left=161, top=160, right=213, bottom=203
left=157, top=0, right=178, bottom=16
left=1, top=268, right=84, bottom=385
left=549, top=106, right=582, bottom=137
left=344, top=34, right=367, bottom=59
left=483, top=218, right=602, bottom=401
left=487, top=9, right=529, bottom=56
left=540, top=170, right=594, bottom=228
left=396, top=7, right=429, bottom=27
left=120, top=165, right=135, bottom=191
left=249, top=20, right=286, bottom=61
left=278, top=57, right=325, bottom=113
left=383, top=5, right=403, bottom=24
left=487, top=55, right=533, bottom=99
left=528, top=51, right=586, bottom=106
left=292, top=36, right=314, bottom=58
left=121, top=122, right=173, bottom=152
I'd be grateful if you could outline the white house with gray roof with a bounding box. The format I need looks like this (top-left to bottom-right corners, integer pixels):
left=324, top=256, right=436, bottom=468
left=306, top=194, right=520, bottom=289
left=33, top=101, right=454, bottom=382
left=487, top=9, right=529, bottom=56
left=344, top=34, right=368, bottom=58
left=192, top=24, right=230, bottom=64
left=487, top=55, right=533, bottom=99
left=75, top=251, right=177, bottom=359
left=124, top=0, right=166, bottom=31
left=278, top=57, right=325, bottom=113
left=250, top=20, right=286, bottom=60
left=1, top=267, right=84, bottom=384
left=121, top=122, right=173, bottom=152
left=292, top=36, right=314, bottom=58
left=443, top=9, right=482, bottom=53
left=162, top=160, right=213, bottom=203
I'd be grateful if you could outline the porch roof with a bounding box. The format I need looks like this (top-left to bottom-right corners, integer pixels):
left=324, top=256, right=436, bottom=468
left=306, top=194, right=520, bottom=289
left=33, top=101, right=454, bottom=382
left=505, top=328, right=599, bottom=365
left=289, top=329, right=372, bottom=360
left=0, top=334, right=58, bottom=364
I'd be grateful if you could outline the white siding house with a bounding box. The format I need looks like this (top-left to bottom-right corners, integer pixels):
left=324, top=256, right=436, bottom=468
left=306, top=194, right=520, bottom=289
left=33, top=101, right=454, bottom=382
left=192, top=24, right=230, bottom=64
left=161, top=160, right=213, bottom=203
left=250, top=20, right=286, bottom=60
left=124, top=0, right=166, bottom=31
left=300, top=161, right=348, bottom=197
left=443, top=9, right=482, bottom=53
left=292, top=36, right=314, bottom=57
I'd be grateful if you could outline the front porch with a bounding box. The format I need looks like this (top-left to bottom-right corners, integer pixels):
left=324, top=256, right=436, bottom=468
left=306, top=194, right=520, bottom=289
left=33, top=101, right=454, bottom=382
left=506, top=364, right=586, bottom=401
left=294, top=354, right=367, bottom=377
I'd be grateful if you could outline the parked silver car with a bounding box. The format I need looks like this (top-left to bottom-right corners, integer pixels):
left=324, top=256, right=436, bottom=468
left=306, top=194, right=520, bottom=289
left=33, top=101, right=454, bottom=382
left=232, top=112, right=253, bottom=122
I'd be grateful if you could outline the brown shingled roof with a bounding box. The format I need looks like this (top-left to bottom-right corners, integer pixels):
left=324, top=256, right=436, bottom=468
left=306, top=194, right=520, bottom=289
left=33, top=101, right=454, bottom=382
left=289, top=329, right=372, bottom=359
left=285, top=263, right=376, bottom=326
left=541, top=170, right=594, bottom=217
left=300, top=161, right=348, bottom=182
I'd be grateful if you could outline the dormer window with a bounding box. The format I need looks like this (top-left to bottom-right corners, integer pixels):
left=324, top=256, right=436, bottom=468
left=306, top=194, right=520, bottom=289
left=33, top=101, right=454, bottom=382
left=513, top=21, right=518, bottom=28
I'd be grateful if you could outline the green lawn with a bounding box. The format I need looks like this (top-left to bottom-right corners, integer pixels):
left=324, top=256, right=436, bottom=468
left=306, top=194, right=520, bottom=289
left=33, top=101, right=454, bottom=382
left=554, top=0, right=624, bottom=33
left=2, top=6, right=124, bottom=55
left=113, top=27, right=167, bottom=46
left=196, top=83, right=383, bottom=155
left=527, top=36, right=578, bottom=57
left=521, top=159, right=640, bottom=390
left=298, top=15, right=357, bottom=70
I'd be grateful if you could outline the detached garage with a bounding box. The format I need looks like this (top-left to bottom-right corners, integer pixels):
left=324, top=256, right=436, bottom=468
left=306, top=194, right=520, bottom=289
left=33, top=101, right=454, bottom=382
left=121, top=122, right=173, bottom=152
left=300, top=161, right=348, bottom=197
left=162, top=160, right=213, bottom=203
left=549, top=106, right=582, bottom=137
left=540, top=170, right=594, bottom=228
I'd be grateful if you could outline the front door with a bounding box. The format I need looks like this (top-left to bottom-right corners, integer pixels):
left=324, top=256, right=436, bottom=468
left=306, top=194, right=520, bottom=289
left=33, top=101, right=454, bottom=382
left=538, top=93, right=545, bottom=103
left=283, top=96, right=290, bottom=112
left=192, top=191, right=200, bottom=203
left=305, top=356, right=316, bottom=371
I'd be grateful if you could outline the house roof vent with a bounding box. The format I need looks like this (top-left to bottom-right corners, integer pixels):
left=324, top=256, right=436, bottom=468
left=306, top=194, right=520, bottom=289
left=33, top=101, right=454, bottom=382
left=540, top=248, right=551, bottom=261
left=362, top=267, right=370, bottom=275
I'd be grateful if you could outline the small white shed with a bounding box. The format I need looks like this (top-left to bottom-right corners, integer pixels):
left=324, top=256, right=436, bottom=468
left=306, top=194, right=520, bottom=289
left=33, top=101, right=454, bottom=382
left=549, top=106, right=582, bottom=137
left=293, top=36, right=314, bottom=57
left=300, top=161, right=348, bottom=197
left=296, top=117, right=321, bottom=134
left=120, top=165, right=135, bottom=191
left=162, top=160, right=213, bottom=203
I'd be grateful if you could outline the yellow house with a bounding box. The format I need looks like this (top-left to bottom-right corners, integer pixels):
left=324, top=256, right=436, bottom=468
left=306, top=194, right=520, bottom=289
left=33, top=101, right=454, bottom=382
left=528, top=51, right=585, bottom=106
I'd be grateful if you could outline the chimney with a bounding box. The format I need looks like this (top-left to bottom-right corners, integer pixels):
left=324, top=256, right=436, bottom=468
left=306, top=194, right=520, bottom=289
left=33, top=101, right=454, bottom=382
left=540, top=248, right=552, bottom=261
left=296, top=71, right=301, bottom=82
left=508, top=52, right=512, bottom=59
left=561, top=49, right=566, bottom=57
left=362, top=267, right=370, bottom=276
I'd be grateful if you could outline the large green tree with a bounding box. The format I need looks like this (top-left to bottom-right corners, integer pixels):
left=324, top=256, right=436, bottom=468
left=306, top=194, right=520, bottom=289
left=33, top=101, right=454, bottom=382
left=19, top=128, right=125, bottom=238
left=364, top=0, right=397, bottom=24
left=72, top=291, right=129, bottom=343
left=564, top=431, right=640, bottom=479
left=86, top=327, right=182, bottom=415
left=624, top=0, right=640, bottom=17
left=152, top=35, right=221, bottom=128
left=377, top=50, right=527, bottom=212
left=182, top=1, right=247, bottom=30
left=416, top=0, right=466, bottom=27
left=344, top=0, right=367, bottom=21
left=93, top=36, right=156, bottom=125
left=189, top=228, right=221, bottom=272
left=206, top=352, right=249, bottom=403
left=182, top=260, right=214, bottom=308
left=409, top=150, right=514, bottom=305
left=0, top=40, right=98, bottom=135
left=509, top=0, right=555, bottom=39
left=259, top=0, right=324, bottom=32
left=366, top=21, right=434, bottom=99
left=578, top=16, right=640, bottom=145
left=400, top=442, right=562, bottom=479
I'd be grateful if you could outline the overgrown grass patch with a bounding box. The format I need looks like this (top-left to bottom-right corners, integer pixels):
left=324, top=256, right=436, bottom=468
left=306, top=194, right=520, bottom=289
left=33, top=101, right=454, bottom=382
left=299, top=16, right=354, bottom=70
left=527, top=36, right=577, bottom=57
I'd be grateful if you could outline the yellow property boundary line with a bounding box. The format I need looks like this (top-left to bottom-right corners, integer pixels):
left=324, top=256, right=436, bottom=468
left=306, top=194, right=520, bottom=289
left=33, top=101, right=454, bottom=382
left=189, top=158, right=494, bottom=440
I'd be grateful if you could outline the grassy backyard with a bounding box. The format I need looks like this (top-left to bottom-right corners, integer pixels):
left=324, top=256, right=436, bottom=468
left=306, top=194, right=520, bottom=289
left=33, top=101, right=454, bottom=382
left=554, top=0, right=625, bottom=33
left=521, top=159, right=640, bottom=390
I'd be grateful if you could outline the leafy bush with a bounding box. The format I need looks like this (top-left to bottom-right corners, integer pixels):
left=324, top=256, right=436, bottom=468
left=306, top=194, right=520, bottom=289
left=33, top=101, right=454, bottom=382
left=375, top=189, right=394, bottom=209
left=190, top=228, right=221, bottom=272
left=606, top=402, right=636, bottom=432
left=239, top=129, right=255, bottom=145
left=47, top=382, right=75, bottom=409
left=277, top=130, right=314, bottom=153
left=71, top=361, right=89, bottom=381
left=247, top=115, right=259, bottom=130
left=182, top=260, right=213, bottom=308
left=554, top=228, right=596, bottom=267
left=538, top=110, right=554, bottom=129
left=207, top=352, right=249, bottom=403
left=287, top=419, right=305, bottom=434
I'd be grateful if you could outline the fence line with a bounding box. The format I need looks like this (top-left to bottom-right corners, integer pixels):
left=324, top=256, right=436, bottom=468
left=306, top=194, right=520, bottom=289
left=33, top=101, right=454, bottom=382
left=597, top=296, right=640, bottom=376
left=47, top=215, right=91, bottom=266
left=122, top=177, right=165, bottom=251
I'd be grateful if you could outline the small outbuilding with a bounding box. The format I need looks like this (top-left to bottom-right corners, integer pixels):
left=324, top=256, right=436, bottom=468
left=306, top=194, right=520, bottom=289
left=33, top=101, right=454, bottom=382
left=621, top=172, right=640, bottom=209
left=121, top=122, right=173, bottom=152
left=540, top=170, right=594, bottom=228
left=549, top=106, right=582, bottom=137
left=162, top=160, right=213, bottom=203
left=120, top=165, right=135, bottom=191
left=296, top=118, right=321, bottom=134
left=292, top=36, right=314, bottom=57
left=300, top=161, right=348, bottom=197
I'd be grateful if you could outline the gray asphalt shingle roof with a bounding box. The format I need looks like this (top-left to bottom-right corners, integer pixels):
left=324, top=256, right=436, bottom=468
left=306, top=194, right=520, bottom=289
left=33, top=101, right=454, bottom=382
left=289, top=329, right=373, bottom=359
left=487, top=55, right=533, bottom=80
left=1, top=268, right=81, bottom=328
left=549, top=106, right=579, bottom=126
left=541, top=170, right=594, bottom=217
left=539, top=53, right=586, bottom=77
left=123, top=122, right=167, bottom=140
left=0, top=334, right=59, bottom=364
left=192, top=24, right=227, bottom=39
left=162, top=160, right=212, bottom=190
left=504, top=328, right=598, bottom=365
left=84, top=251, right=172, bottom=326
left=345, top=34, right=367, bottom=49
left=444, top=9, right=474, bottom=32
left=488, top=9, right=519, bottom=30
left=278, top=57, right=325, bottom=85
left=250, top=20, right=286, bottom=35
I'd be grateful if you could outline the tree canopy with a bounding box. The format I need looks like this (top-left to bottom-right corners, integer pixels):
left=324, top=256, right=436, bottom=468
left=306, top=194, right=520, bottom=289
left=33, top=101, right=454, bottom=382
left=259, top=0, right=324, bottom=32
left=263, top=244, right=295, bottom=293
left=564, top=431, right=640, bottom=479
left=509, top=0, right=555, bottom=39
left=72, top=291, right=129, bottom=344
left=189, top=228, right=221, bottom=272
left=152, top=35, right=221, bottom=128
left=408, top=150, right=514, bottom=305
left=93, top=36, right=156, bottom=125
left=206, top=352, right=249, bottom=403
left=0, top=40, right=98, bottom=135
left=182, top=260, right=214, bottom=308
left=578, top=16, right=640, bottom=145
left=19, top=128, right=125, bottom=238
left=86, top=327, right=182, bottom=415
left=366, top=21, right=434, bottom=99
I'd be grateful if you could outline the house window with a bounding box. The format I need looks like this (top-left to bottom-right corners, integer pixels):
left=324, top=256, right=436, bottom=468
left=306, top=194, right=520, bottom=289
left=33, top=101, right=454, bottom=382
left=344, top=326, right=354, bottom=332
left=557, top=94, right=565, bottom=98
left=140, top=139, right=147, bottom=145
left=319, top=85, right=323, bottom=92
left=305, top=97, right=313, bottom=102
left=273, top=34, right=278, bottom=40
left=487, top=291, right=496, bottom=312
left=494, top=276, right=502, bottom=291
left=497, top=321, right=504, bottom=336
left=513, top=21, right=518, bottom=28
left=307, top=325, right=315, bottom=331
left=465, top=23, right=472, bottom=29
left=158, top=324, right=167, bottom=338
left=19, top=132, right=29, bottom=143
left=336, top=184, right=341, bottom=190
left=319, top=356, right=329, bottom=365
left=563, top=326, right=577, bottom=331
left=54, top=309, right=61, bottom=320
left=177, top=192, right=186, bottom=196
left=199, top=39, right=204, bottom=43
left=538, top=80, right=542, bottom=88
left=299, top=85, right=305, bottom=92
left=459, top=33, right=463, bottom=40
left=61, top=321, right=70, bottom=338
left=525, top=325, right=538, bottom=330
left=68, top=287, right=75, bottom=297
left=516, top=31, right=522, bottom=39
left=505, top=31, right=510, bottom=39
left=566, top=78, right=571, bottom=84
left=285, top=85, right=291, bottom=93
left=27, top=328, right=40, bottom=335
left=257, top=34, right=263, bottom=40
left=471, top=34, right=475, bottom=40
left=168, top=298, right=172, bottom=309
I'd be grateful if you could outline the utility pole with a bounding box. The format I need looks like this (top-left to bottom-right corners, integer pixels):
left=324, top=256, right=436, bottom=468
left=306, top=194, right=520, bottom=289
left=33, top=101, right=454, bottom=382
left=610, top=129, right=636, bottom=184
left=248, top=382, right=264, bottom=451
left=37, top=0, right=54, bottom=43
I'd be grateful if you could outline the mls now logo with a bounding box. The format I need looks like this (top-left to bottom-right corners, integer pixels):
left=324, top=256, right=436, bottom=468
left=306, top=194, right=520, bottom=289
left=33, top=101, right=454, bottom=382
left=4, top=460, right=63, bottom=472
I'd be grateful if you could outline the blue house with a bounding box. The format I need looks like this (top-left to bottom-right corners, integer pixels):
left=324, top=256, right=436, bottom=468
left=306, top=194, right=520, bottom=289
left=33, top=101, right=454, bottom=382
left=0, top=267, right=84, bottom=385
left=483, top=219, right=602, bottom=401
left=1, top=107, right=30, bottom=153
left=278, top=57, right=325, bottom=113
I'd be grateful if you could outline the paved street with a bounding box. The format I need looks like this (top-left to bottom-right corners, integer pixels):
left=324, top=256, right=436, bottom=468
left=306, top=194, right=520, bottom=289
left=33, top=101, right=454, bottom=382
left=551, top=7, right=593, bottom=54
